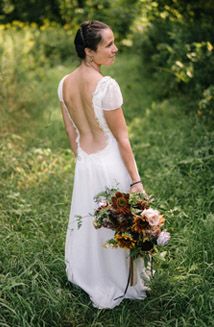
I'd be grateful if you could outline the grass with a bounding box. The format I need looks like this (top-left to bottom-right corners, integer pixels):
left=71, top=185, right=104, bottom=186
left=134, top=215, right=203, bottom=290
left=0, top=51, right=213, bottom=327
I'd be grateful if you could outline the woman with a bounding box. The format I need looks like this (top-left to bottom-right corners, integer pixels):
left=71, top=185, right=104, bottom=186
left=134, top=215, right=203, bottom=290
left=58, top=20, right=148, bottom=309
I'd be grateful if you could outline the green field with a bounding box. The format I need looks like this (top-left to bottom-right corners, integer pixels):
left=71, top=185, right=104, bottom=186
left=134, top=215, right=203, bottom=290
left=0, top=52, right=213, bottom=326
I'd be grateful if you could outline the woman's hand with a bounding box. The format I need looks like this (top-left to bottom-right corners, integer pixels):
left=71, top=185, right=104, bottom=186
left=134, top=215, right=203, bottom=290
left=130, top=183, right=149, bottom=198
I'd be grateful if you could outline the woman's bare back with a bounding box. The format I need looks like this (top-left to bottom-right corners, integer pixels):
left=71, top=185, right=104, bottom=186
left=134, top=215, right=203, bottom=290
left=62, top=67, right=107, bottom=154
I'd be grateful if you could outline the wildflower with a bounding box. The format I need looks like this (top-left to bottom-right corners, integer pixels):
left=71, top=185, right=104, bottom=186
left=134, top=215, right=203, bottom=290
left=114, top=232, right=136, bottom=249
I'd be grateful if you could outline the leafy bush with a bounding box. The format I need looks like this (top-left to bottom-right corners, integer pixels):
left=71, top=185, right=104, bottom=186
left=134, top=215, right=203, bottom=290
left=137, top=1, right=214, bottom=119
left=0, top=21, right=76, bottom=66
left=0, top=0, right=139, bottom=42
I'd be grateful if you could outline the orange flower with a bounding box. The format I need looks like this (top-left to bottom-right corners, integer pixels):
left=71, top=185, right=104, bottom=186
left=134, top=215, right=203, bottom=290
left=159, top=215, right=165, bottom=226
left=136, top=199, right=150, bottom=210
left=114, top=232, right=136, bottom=249
left=111, top=192, right=130, bottom=214
left=132, top=214, right=149, bottom=233
left=150, top=226, right=161, bottom=237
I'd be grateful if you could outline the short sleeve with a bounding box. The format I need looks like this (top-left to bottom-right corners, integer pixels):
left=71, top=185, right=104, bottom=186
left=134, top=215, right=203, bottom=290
left=101, top=78, right=123, bottom=111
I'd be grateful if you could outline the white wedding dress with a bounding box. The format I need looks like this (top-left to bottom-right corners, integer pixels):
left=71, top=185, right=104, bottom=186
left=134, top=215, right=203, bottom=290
left=57, top=75, right=147, bottom=309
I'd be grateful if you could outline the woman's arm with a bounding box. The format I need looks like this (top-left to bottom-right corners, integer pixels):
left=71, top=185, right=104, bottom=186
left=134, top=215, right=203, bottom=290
left=60, top=103, right=78, bottom=156
left=104, top=108, right=146, bottom=193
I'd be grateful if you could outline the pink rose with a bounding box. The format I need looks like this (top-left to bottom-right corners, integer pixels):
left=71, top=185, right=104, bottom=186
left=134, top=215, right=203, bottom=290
left=142, top=208, right=161, bottom=226
left=157, top=231, right=171, bottom=246
left=98, top=200, right=107, bottom=207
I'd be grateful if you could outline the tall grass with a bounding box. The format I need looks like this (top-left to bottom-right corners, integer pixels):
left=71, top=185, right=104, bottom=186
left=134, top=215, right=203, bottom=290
left=0, top=41, right=213, bottom=326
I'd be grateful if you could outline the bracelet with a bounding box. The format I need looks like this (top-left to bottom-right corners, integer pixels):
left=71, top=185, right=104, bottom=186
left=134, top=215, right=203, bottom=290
left=130, top=180, right=142, bottom=187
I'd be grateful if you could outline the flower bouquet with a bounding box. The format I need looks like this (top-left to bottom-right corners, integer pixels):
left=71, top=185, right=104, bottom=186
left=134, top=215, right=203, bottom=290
left=92, top=187, right=170, bottom=291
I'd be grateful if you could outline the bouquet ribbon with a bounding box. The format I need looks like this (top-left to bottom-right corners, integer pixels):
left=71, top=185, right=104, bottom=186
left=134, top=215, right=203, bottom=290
left=113, top=254, right=135, bottom=301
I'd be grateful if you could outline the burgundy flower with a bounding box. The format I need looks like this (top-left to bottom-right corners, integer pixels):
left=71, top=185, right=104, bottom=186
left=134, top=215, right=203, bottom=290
left=136, top=199, right=150, bottom=210
left=111, top=192, right=130, bottom=214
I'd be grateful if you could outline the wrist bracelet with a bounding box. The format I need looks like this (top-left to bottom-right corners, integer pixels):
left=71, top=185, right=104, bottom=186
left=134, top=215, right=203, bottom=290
left=130, top=180, right=142, bottom=187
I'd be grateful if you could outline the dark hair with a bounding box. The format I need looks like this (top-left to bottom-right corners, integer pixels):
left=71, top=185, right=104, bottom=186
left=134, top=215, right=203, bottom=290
left=74, top=20, right=110, bottom=59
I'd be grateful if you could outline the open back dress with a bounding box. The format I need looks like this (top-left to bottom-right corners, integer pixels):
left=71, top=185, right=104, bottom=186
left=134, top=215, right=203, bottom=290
left=57, top=75, right=147, bottom=309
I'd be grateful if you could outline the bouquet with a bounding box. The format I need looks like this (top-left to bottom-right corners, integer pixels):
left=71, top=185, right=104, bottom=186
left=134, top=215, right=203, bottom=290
left=92, top=187, right=170, bottom=289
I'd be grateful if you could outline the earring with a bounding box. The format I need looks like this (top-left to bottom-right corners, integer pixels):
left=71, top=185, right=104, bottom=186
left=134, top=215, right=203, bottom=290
left=90, top=56, right=93, bottom=62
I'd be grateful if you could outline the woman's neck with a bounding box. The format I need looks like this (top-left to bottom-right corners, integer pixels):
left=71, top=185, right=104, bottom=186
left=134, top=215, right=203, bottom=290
left=82, top=60, right=101, bottom=73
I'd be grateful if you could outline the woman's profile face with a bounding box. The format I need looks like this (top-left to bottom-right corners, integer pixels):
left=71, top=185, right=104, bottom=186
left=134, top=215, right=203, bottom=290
left=91, top=28, right=118, bottom=66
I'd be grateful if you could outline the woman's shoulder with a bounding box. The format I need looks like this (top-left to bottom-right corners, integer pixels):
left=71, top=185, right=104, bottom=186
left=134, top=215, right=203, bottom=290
left=58, top=66, right=82, bottom=86
left=58, top=68, right=78, bottom=85
left=57, top=69, right=80, bottom=101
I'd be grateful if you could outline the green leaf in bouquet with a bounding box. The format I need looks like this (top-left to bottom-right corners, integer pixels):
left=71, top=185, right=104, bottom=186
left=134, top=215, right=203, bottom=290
left=129, top=192, right=152, bottom=207
left=94, top=186, right=119, bottom=203
left=104, top=239, right=118, bottom=248
left=75, top=215, right=83, bottom=229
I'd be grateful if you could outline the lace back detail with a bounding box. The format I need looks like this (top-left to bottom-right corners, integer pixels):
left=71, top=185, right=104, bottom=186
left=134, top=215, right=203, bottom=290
left=58, top=76, right=109, bottom=158
left=57, top=75, right=121, bottom=158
